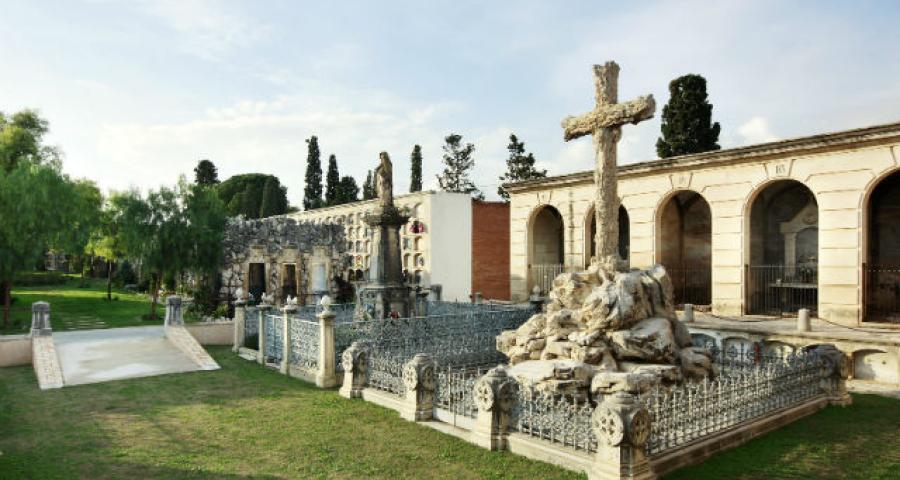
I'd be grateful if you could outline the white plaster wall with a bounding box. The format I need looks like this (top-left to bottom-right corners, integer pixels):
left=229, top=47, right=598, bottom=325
left=428, top=192, right=473, bottom=301
left=0, top=335, right=31, bottom=367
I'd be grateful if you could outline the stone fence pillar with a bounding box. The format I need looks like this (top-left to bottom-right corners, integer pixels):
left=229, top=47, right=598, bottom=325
left=316, top=297, right=338, bottom=387
left=232, top=300, right=246, bottom=353
left=164, top=296, right=183, bottom=327
left=31, top=301, right=51, bottom=336
left=281, top=304, right=297, bottom=374
left=589, top=391, right=654, bottom=480
left=257, top=303, right=272, bottom=364
left=471, top=366, right=517, bottom=450
left=400, top=353, right=436, bottom=421
left=339, top=342, right=370, bottom=398
left=529, top=286, right=544, bottom=313
left=813, top=344, right=852, bottom=406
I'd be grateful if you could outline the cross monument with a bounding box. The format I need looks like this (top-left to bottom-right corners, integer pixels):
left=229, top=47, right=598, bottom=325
left=562, top=61, right=655, bottom=271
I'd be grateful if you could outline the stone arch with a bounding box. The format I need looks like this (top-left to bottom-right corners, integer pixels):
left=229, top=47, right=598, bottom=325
left=763, top=340, right=795, bottom=358
left=744, top=179, right=819, bottom=315
left=655, top=190, right=712, bottom=307
left=528, top=204, right=566, bottom=293
left=583, top=204, right=630, bottom=268
left=691, top=332, right=718, bottom=350
left=862, top=168, right=900, bottom=323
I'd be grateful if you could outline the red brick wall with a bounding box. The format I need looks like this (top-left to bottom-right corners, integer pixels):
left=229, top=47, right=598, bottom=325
left=471, top=200, right=510, bottom=300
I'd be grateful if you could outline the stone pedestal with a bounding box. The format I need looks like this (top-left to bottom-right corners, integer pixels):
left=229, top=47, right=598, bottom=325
left=31, top=301, right=51, bottom=336
left=814, top=344, right=852, bottom=406
left=471, top=366, right=517, bottom=450
left=358, top=204, right=411, bottom=319
left=257, top=304, right=272, bottom=364
left=340, top=342, right=369, bottom=398
left=400, top=353, right=436, bottom=421
left=316, top=298, right=338, bottom=388
left=281, top=305, right=297, bottom=374
left=589, top=392, right=654, bottom=480
left=232, top=301, right=246, bottom=352
left=164, top=296, right=183, bottom=327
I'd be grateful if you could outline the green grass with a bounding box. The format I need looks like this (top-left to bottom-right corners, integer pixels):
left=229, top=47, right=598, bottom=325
left=1, top=275, right=186, bottom=335
left=1, top=349, right=898, bottom=479
left=0, top=347, right=582, bottom=480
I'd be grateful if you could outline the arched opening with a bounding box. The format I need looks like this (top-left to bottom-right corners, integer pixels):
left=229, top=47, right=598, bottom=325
left=585, top=205, right=630, bottom=268
left=529, top=205, right=565, bottom=294
left=865, top=170, right=900, bottom=323
left=746, top=180, right=818, bottom=315
left=657, top=191, right=711, bottom=307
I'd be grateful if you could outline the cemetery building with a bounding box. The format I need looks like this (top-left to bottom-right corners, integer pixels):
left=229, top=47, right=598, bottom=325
left=507, top=120, right=900, bottom=329
left=288, top=191, right=511, bottom=302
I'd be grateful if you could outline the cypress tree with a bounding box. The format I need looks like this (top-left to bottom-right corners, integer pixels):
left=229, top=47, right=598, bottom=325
left=325, top=154, right=340, bottom=206
left=436, top=133, right=482, bottom=199
left=338, top=176, right=359, bottom=203
left=259, top=177, right=282, bottom=217
left=497, top=134, right=546, bottom=201
left=362, top=170, right=375, bottom=200
left=656, top=74, right=721, bottom=158
left=303, top=135, right=324, bottom=210
left=193, top=159, right=219, bottom=186
left=410, top=145, right=423, bottom=192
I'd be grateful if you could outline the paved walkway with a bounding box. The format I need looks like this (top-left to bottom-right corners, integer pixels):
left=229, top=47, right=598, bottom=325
left=53, top=326, right=203, bottom=386
left=690, top=312, right=900, bottom=347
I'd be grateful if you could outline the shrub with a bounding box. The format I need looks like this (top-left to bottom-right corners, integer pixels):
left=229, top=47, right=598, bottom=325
left=14, top=272, right=68, bottom=286
left=114, top=260, right=137, bottom=287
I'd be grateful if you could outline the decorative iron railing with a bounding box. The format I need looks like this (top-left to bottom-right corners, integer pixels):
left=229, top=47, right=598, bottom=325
left=510, top=385, right=597, bottom=453
left=244, top=307, right=260, bottom=348
left=864, top=264, right=900, bottom=324
left=746, top=264, right=818, bottom=316
left=665, top=265, right=712, bottom=307
left=434, top=365, right=488, bottom=420
left=289, top=318, right=319, bottom=371
left=639, top=351, right=822, bottom=456
left=293, top=302, right=357, bottom=323
left=367, top=349, right=407, bottom=396
left=264, top=314, right=283, bottom=364
left=530, top=264, right=568, bottom=295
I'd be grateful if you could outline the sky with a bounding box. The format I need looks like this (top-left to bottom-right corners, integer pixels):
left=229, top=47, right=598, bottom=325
left=2, top=0, right=900, bottom=205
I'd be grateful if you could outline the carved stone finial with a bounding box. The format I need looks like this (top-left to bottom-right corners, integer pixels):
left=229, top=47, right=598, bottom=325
left=319, top=295, right=332, bottom=314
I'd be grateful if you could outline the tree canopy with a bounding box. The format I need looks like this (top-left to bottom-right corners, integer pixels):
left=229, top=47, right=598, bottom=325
left=410, top=145, right=423, bottom=192
left=194, top=159, right=219, bottom=186
left=437, top=133, right=482, bottom=199
left=217, top=173, right=288, bottom=219
left=303, top=136, right=324, bottom=210
left=498, top=134, right=546, bottom=201
left=325, top=154, right=341, bottom=206
left=362, top=170, right=375, bottom=200
left=656, top=74, right=721, bottom=158
left=0, top=109, right=57, bottom=172
left=338, top=176, right=359, bottom=203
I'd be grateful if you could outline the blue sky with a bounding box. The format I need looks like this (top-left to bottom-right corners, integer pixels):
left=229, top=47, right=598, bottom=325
left=3, top=0, right=899, bottom=204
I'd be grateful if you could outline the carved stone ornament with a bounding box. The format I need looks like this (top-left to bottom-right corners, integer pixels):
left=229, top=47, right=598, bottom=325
left=592, top=404, right=625, bottom=446
left=402, top=354, right=435, bottom=391
left=473, top=379, right=495, bottom=411
left=628, top=408, right=652, bottom=446
left=496, top=381, right=518, bottom=412
left=342, top=342, right=368, bottom=374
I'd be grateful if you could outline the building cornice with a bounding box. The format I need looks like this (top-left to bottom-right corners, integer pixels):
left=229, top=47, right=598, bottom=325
left=506, top=120, right=900, bottom=193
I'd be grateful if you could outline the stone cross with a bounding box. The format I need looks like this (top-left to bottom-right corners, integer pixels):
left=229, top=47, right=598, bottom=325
left=562, top=61, right=655, bottom=270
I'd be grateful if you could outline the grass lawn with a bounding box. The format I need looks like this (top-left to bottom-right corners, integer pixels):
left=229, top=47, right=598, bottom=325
left=1, top=275, right=178, bottom=335
left=0, top=348, right=898, bottom=479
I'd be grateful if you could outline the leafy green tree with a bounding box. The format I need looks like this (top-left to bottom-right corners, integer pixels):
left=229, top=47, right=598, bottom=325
left=338, top=175, right=359, bottom=203
left=325, top=154, right=341, bottom=206
left=194, top=159, right=219, bottom=186
left=303, top=136, right=324, bottom=210
left=498, top=134, right=546, bottom=201
left=217, top=174, right=288, bottom=218
left=410, top=145, right=423, bottom=192
left=0, top=109, right=53, bottom=172
left=437, top=133, right=482, bottom=199
left=362, top=170, right=375, bottom=200
left=656, top=74, right=721, bottom=158
left=58, top=180, right=103, bottom=287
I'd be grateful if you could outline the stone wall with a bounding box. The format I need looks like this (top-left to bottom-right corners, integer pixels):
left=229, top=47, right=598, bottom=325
left=220, top=217, right=349, bottom=305
left=507, top=121, right=900, bottom=326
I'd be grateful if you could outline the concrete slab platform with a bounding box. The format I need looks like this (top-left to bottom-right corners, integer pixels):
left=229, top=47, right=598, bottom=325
left=54, top=326, right=204, bottom=386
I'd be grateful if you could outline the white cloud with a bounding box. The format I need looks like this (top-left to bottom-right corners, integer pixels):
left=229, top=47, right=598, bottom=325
left=737, top=117, right=779, bottom=145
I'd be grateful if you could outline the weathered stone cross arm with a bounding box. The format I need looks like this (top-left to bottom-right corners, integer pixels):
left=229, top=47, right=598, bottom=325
left=561, top=94, right=656, bottom=141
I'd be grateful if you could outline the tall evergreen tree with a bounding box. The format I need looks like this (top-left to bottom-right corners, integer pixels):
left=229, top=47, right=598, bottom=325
left=303, top=135, right=324, bottom=210
left=338, top=176, right=359, bottom=203
left=217, top=173, right=287, bottom=219
left=436, top=133, right=482, bottom=199
left=409, top=145, right=423, bottom=192
left=362, top=170, right=375, bottom=200
left=325, top=154, right=340, bottom=206
left=656, top=74, right=721, bottom=158
left=259, top=177, right=281, bottom=217
left=193, top=159, right=219, bottom=186
left=497, top=134, right=546, bottom=201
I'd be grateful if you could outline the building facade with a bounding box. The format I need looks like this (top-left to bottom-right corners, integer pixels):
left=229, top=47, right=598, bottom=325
left=507, top=121, right=900, bottom=327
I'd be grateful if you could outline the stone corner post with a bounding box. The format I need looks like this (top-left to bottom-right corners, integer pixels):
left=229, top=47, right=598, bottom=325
left=589, top=392, right=655, bottom=480
left=31, top=301, right=51, bottom=336
left=257, top=303, right=272, bottom=364
left=316, top=296, right=338, bottom=388
left=813, top=344, right=852, bottom=406
left=529, top=286, right=544, bottom=314
left=232, top=300, right=247, bottom=353
left=280, top=304, right=297, bottom=375
left=471, top=366, right=517, bottom=451
left=164, top=296, right=183, bottom=327
left=339, top=341, right=370, bottom=398
left=400, top=353, right=436, bottom=421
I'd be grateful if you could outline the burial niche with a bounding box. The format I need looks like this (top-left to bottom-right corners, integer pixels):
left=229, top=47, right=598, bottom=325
left=282, top=264, right=298, bottom=300
left=865, top=170, right=900, bottom=323
left=586, top=205, right=630, bottom=268
left=530, top=205, right=565, bottom=293
left=658, top=191, right=711, bottom=307
left=248, top=263, right=266, bottom=301
left=747, top=180, right=818, bottom=315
